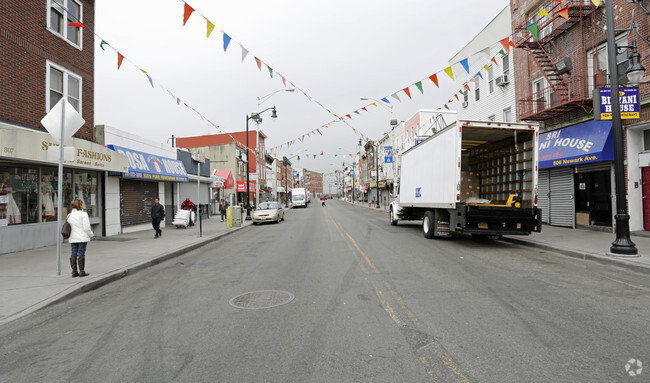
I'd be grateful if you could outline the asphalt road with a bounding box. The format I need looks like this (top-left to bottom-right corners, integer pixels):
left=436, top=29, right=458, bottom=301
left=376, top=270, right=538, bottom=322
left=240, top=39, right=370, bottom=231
left=0, top=199, right=648, bottom=382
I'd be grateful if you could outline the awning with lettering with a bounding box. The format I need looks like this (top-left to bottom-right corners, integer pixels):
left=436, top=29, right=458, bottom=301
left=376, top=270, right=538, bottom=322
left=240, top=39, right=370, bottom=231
left=107, top=145, right=189, bottom=181
left=538, top=120, right=613, bottom=169
left=212, top=170, right=234, bottom=189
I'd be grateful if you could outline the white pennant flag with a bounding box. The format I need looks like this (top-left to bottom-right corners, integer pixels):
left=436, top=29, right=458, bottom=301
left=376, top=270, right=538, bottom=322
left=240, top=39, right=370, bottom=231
left=241, top=45, right=249, bottom=62
left=391, top=92, right=401, bottom=102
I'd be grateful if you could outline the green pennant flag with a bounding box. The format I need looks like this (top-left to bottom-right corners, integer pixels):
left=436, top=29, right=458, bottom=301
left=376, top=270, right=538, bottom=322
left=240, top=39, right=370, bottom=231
left=499, top=49, right=507, bottom=57
left=100, top=40, right=109, bottom=50
left=444, top=104, right=450, bottom=110
left=354, top=110, right=360, bottom=115
left=526, top=22, right=539, bottom=40
left=267, top=66, right=273, bottom=78
left=313, top=154, right=316, bottom=159
left=176, top=98, right=180, bottom=105
left=415, top=81, right=424, bottom=94
left=316, top=129, right=322, bottom=136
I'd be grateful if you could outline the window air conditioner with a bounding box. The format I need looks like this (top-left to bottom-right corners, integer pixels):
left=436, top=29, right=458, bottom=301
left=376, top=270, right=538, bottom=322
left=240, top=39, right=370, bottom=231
left=462, top=101, right=469, bottom=108
left=496, top=75, right=509, bottom=87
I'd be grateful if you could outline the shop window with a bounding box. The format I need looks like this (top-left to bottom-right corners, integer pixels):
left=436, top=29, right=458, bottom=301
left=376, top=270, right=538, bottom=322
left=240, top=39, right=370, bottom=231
left=47, top=61, right=82, bottom=113
left=74, top=172, right=98, bottom=217
left=48, top=0, right=83, bottom=48
left=1, top=167, right=39, bottom=225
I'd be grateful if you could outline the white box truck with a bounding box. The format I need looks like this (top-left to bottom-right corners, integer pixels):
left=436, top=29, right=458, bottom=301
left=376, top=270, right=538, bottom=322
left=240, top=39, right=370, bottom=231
left=390, top=119, right=542, bottom=238
left=292, top=188, right=309, bottom=208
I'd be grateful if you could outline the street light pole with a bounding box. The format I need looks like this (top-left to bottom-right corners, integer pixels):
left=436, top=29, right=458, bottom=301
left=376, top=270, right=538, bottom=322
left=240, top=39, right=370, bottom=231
left=376, top=143, right=380, bottom=208
left=245, top=106, right=277, bottom=220
left=605, top=0, right=637, bottom=256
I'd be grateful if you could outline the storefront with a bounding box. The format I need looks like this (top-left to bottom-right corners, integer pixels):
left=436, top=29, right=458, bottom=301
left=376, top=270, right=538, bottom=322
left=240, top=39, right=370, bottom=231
left=0, top=127, right=129, bottom=254
left=177, top=150, right=212, bottom=218
left=212, top=170, right=235, bottom=210
left=106, top=145, right=188, bottom=234
left=538, top=120, right=614, bottom=229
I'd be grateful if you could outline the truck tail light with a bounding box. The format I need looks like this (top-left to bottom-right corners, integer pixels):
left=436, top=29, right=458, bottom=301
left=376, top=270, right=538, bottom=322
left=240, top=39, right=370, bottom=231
left=457, top=193, right=460, bottom=201
left=534, top=195, right=538, bottom=205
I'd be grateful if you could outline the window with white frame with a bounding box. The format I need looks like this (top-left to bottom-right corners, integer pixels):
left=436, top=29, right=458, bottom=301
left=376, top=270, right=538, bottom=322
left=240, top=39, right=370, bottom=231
left=48, top=0, right=83, bottom=47
left=462, top=85, right=468, bottom=103
left=587, top=34, right=628, bottom=89
left=488, top=64, right=494, bottom=94
left=473, top=78, right=480, bottom=101
left=503, top=107, right=512, bottom=122
left=47, top=61, right=82, bottom=113
left=502, top=55, right=510, bottom=77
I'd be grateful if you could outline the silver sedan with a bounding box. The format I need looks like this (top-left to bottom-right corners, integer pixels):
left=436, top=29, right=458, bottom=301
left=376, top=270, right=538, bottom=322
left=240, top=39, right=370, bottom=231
left=252, top=202, right=285, bottom=224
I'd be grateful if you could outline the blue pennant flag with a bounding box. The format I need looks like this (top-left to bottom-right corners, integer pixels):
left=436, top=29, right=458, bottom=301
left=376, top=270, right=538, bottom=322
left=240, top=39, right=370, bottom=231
left=223, top=33, right=232, bottom=51
left=381, top=97, right=390, bottom=104
left=460, top=58, right=470, bottom=74
left=476, top=71, right=483, bottom=79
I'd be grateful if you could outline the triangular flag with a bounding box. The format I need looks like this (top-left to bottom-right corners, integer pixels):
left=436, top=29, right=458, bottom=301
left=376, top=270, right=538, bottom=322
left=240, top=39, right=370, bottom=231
left=476, top=71, right=483, bottom=79
left=557, top=6, right=569, bottom=20
left=592, top=0, right=600, bottom=7
left=176, top=98, right=180, bottom=105
left=100, top=40, right=108, bottom=50
left=145, top=74, right=153, bottom=88
left=67, top=22, right=85, bottom=28
left=444, top=104, right=450, bottom=110
left=464, top=84, right=471, bottom=91
left=267, top=65, right=273, bottom=78
left=538, top=9, right=550, bottom=17
left=460, top=58, right=470, bottom=74
left=381, top=97, right=390, bottom=104
left=499, top=49, right=507, bottom=57
left=346, top=114, right=351, bottom=119
left=415, top=81, right=424, bottom=94
left=206, top=20, right=215, bottom=38
left=455, top=94, right=459, bottom=101
left=391, top=93, right=401, bottom=102
left=429, top=74, right=439, bottom=87
left=403, top=87, right=412, bottom=99
left=183, top=3, right=194, bottom=26
left=320, top=152, right=324, bottom=155
left=354, top=110, right=360, bottom=115
left=282, top=76, right=287, bottom=87
left=526, top=22, right=539, bottom=40
left=316, top=129, right=322, bottom=135
left=223, top=33, right=232, bottom=51
left=362, top=107, right=368, bottom=112
left=117, top=53, right=124, bottom=70
left=241, top=46, right=249, bottom=62
left=500, top=37, right=512, bottom=54
left=371, top=102, right=377, bottom=107
left=313, top=155, right=316, bottom=159
left=491, top=57, right=498, bottom=65
left=255, top=57, right=262, bottom=70
left=444, top=67, right=454, bottom=80
left=484, top=64, right=490, bottom=72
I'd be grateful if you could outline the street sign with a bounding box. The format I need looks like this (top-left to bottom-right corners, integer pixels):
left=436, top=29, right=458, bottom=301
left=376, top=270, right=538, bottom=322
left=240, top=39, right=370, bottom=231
left=384, top=146, right=393, bottom=163
left=40, top=98, right=85, bottom=145
left=249, top=173, right=257, bottom=181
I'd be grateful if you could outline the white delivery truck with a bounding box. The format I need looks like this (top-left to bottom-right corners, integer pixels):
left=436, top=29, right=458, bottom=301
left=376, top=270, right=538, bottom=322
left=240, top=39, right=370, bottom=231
left=292, top=188, right=309, bottom=208
left=390, top=118, right=542, bottom=238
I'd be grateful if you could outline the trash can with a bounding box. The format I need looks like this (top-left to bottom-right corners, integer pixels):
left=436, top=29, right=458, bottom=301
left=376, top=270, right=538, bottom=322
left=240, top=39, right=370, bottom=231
left=231, top=205, right=242, bottom=227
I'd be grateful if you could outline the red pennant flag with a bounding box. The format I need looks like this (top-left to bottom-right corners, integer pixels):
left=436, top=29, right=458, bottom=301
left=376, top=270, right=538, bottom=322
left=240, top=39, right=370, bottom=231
left=362, top=107, right=367, bottom=112
left=403, top=87, right=412, bottom=99
left=346, top=114, right=351, bottom=119
left=429, top=74, right=439, bottom=87
left=254, top=57, right=262, bottom=70
left=491, top=57, right=499, bottom=66
left=282, top=76, right=287, bottom=87
left=183, top=3, right=194, bottom=26
left=500, top=37, right=512, bottom=54
left=448, top=99, right=453, bottom=103
left=67, top=22, right=86, bottom=28
left=464, top=84, right=470, bottom=91
left=320, top=152, right=324, bottom=155
left=117, top=53, right=124, bottom=70
left=557, top=6, right=570, bottom=20
left=454, top=94, right=459, bottom=101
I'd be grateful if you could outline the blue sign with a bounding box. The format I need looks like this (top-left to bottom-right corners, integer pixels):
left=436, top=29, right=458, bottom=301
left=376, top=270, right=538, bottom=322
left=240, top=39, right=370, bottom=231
left=107, top=145, right=189, bottom=181
left=293, top=170, right=298, bottom=178
left=538, top=120, right=614, bottom=169
left=350, top=170, right=354, bottom=177
left=599, top=87, right=639, bottom=120
left=415, top=187, right=421, bottom=198
left=384, top=146, right=393, bottom=164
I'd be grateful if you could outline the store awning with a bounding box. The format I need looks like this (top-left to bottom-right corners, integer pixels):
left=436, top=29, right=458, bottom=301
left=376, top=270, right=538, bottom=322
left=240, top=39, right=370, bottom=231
left=107, top=145, right=189, bottom=181
left=213, top=170, right=234, bottom=189
left=539, top=120, right=613, bottom=169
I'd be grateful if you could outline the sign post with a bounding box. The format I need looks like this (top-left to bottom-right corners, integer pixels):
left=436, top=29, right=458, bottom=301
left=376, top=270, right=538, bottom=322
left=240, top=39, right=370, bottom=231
left=192, top=153, right=206, bottom=237
left=40, top=98, right=85, bottom=275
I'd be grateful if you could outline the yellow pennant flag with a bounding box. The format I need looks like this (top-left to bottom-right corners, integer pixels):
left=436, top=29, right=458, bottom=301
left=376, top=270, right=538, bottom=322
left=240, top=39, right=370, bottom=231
left=484, top=64, right=490, bottom=73
left=592, top=0, right=600, bottom=6
left=538, top=9, right=550, bottom=17
left=207, top=20, right=215, bottom=38
left=444, top=66, right=454, bottom=80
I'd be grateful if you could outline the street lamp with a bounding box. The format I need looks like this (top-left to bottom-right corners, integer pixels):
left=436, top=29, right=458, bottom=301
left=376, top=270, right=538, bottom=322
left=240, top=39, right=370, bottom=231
left=245, top=106, right=277, bottom=220
left=605, top=0, right=639, bottom=256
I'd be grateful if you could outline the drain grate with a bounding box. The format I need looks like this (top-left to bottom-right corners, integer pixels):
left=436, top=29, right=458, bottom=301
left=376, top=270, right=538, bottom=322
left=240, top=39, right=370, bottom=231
left=229, top=290, right=294, bottom=310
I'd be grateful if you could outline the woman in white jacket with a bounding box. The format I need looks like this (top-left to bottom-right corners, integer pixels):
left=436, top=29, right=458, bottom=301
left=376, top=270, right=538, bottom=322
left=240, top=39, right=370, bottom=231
left=68, top=199, right=93, bottom=277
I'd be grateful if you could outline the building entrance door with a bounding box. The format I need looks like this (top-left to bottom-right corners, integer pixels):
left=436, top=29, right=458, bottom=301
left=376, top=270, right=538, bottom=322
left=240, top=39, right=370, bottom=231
left=574, top=170, right=612, bottom=227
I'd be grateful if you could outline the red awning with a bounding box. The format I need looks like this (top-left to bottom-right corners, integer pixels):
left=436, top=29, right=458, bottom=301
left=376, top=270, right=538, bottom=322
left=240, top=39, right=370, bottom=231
left=213, top=170, right=235, bottom=189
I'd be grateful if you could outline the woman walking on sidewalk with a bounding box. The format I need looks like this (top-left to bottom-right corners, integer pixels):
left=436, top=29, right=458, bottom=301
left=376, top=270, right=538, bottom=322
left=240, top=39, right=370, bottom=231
left=68, top=199, right=93, bottom=277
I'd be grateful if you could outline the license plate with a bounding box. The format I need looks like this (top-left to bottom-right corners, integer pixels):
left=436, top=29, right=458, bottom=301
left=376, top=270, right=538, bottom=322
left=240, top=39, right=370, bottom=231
left=478, top=223, right=488, bottom=229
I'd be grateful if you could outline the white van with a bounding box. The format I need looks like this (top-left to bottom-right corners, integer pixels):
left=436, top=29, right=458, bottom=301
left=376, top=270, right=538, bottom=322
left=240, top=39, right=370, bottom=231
left=292, top=188, right=308, bottom=207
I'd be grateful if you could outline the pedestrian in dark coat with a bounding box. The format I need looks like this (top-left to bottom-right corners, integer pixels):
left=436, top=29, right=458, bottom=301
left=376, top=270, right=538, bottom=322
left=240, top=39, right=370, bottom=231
left=219, top=198, right=229, bottom=221
left=151, top=198, right=165, bottom=238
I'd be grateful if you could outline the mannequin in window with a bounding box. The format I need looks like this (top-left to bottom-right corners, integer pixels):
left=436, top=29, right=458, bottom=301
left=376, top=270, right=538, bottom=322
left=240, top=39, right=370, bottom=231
left=1, top=172, right=21, bottom=224
left=42, top=181, right=56, bottom=219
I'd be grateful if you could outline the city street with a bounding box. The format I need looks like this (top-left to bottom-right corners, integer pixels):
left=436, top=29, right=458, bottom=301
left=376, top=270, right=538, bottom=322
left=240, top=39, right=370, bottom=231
left=0, top=199, right=648, bottom=382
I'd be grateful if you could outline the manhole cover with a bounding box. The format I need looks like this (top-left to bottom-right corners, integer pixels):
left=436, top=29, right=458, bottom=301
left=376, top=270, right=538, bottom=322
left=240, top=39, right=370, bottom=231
left=229, top=290, right=294, bottom=310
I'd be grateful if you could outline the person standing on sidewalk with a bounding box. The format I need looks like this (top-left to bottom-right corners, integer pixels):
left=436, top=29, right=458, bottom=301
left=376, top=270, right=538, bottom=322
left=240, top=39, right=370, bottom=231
left=219, top=198, right=229, bottom=222
left=68, top=199, right=93, bottom=277
left=181, top=197, right=196, bottom=227
left=151, top=198, right=165, bottom=238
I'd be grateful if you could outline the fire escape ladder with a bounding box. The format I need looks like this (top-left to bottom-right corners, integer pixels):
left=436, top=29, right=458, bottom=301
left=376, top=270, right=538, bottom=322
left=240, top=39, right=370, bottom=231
left=528, top=39, right=568, bottom=102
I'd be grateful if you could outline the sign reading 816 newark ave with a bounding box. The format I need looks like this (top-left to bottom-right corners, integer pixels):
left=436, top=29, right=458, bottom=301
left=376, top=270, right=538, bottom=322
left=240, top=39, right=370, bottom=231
left=599, top=87, right=639, bottom=120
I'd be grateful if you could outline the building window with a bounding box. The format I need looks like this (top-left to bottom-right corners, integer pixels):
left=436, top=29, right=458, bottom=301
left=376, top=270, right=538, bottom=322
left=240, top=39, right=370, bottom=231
left=588, top=34, right=628, bottom=89
left=488, top=115, right=496, bottom=121
left=462, top=86, right=468, bottom=103
left=503, top=107, right=512, bottom=122
left=473, top=78, right=481, bottom=102
left=47, top=61, right=82, bottom=113
left=644, top=130, right=650, bottom=151
left=488, top=64, right=494, bottom=94
left=48, top=0, right=83, bottom=48
left=502, top=55, right=510, bottom=76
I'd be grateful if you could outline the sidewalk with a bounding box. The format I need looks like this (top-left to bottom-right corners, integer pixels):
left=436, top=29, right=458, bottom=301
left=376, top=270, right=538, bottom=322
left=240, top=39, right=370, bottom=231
left=346, top=199, right=650, bottom=275
left=0, top=217, right=253, bottom=326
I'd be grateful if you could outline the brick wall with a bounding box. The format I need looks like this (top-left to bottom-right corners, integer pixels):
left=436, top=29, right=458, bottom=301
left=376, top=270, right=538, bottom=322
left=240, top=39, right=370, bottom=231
left=0, top=0, right=95, bottom=140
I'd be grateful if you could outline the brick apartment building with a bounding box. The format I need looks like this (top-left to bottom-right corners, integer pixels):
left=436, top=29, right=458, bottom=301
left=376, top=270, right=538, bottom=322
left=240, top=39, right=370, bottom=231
left=511, top=0, right=650, bottom=232
left=0, top=0, right=129, bottom=254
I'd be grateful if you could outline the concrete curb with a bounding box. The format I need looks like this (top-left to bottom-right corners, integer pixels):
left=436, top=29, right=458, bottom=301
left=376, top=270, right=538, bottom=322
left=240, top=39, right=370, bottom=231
left=4, top=224, right=254, bottom=324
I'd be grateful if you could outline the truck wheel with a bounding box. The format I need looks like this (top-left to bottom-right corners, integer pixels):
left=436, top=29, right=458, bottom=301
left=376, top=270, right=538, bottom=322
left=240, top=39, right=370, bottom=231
left=423, top=211, right=435, bottom=239
left=389, top=207, right=398, bottom=226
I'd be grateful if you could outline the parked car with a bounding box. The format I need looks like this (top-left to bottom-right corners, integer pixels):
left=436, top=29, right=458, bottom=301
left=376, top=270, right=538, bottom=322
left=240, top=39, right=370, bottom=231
left=252, top=202, right=284, bottom=224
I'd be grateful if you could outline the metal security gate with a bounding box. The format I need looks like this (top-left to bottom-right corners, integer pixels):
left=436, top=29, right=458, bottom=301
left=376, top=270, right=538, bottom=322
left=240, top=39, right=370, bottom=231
left=549, top=167, right=574, bottom=227
left=538, top=170, right=550, bottom=224
left=120, top=179, right=158, bottom=227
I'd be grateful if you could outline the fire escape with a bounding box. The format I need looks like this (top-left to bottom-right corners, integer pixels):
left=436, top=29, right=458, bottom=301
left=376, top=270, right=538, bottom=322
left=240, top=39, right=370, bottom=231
left=514, top=0, right=595, bottom=121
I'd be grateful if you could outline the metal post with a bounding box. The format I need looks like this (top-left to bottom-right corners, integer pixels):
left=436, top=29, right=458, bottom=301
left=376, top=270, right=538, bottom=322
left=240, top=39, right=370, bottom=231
left=245, top=115, right=252, bottom=220
left=56, top=98, right=66, bottom=276
left=605, top=1, right=637, bottom=256
left=376, top=144, right=380, bottom=208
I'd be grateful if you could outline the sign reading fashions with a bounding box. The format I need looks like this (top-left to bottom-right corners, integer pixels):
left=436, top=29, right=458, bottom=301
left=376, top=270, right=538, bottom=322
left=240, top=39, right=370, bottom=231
left=538, top=120, right=614, bottom=169
left=384, top=146, right=393, bottom=163
left=107, top=145, right=189, bottom=181
left=599, top=87, right=640, bottom=120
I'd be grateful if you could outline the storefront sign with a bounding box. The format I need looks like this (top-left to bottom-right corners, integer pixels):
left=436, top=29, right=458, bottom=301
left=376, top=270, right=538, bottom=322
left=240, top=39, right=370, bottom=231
left=599, top=87, right=639, bottom=120
left=107, top=145, right=189, bottom=181
left=538, top=120, right=614, bottom=169
left=0, top=128, right=129, bottom=172
left=237, top=181, right=246, bottom=192
left=384, top=146, right=393, bottom=163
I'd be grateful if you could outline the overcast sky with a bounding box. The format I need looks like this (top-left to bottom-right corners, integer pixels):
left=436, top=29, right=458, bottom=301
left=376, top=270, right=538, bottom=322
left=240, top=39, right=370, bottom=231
left=94, top=0, right=510, bottom=174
